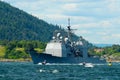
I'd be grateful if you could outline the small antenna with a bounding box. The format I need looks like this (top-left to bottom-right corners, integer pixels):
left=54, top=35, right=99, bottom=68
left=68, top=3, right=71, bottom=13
left=68, top=18, right=71, bottom=31
left=68, top=18, right=70, bottom=27
left=67, top=18, right=72, bottom=41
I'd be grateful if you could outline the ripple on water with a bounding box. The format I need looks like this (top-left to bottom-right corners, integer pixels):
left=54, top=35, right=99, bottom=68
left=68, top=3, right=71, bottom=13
left=0, top=62, right=120, bottom=80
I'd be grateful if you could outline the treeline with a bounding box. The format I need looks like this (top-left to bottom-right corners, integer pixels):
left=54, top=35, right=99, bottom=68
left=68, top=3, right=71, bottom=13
left=89, top=45, right=120, bottom=60
left=101, top=45, right=120, bottom=55
left=0, top=40, right=46, bottom=59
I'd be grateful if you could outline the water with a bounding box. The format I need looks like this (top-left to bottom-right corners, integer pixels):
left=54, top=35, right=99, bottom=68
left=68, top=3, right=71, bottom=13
left=0, top=62, right=120, bottom=80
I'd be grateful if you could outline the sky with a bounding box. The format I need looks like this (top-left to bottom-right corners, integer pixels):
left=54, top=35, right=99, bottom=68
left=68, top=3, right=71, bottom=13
left=2, top=0, right=120, bottom=44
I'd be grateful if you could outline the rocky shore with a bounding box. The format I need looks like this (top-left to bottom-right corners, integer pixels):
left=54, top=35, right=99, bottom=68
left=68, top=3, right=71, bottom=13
left=107, top=59, right=120, bottom=62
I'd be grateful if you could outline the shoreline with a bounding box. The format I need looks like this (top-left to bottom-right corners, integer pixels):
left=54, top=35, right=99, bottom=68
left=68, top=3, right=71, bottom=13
left=0, top=58, right=120, bottom=63
left=0, top=58, right=32, bottom=62
left=107, top=60, right=120, bottom=63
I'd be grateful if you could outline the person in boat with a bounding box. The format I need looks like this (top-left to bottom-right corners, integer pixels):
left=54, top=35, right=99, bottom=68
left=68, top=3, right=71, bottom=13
left=107, top=57, right=112, bottom=66
left=42, top=60, right=46, bottom=65
left=82, top=62, right=86, bottom=66
left=108, top=61, right=112, bottom=66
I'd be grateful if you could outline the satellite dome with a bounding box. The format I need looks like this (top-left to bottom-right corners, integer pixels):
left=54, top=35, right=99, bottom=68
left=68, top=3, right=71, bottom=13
left=64, top=37, right=68, bottom=42
left=60, top=36, right=63, bottom=39
left=57, top=33, right=61, bottom=37
left=52, top=36, right=55, bottom=39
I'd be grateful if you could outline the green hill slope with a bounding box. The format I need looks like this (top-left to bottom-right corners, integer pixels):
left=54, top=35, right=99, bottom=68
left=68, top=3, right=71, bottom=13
left=0, top=46, right=5, bottom=58
left=0, top=1, right=63, bottom=42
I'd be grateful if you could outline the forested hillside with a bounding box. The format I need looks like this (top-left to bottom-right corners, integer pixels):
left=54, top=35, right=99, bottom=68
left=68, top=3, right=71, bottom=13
left=0, top=1, right=63, bottom=42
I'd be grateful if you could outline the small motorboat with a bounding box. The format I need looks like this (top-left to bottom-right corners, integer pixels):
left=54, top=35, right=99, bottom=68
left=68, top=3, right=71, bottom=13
left=84, top=63, right=94, bottom=68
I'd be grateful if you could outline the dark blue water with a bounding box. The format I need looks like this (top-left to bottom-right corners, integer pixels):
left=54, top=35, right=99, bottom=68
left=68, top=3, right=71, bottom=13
left=0, top=62, right=120, bottom=80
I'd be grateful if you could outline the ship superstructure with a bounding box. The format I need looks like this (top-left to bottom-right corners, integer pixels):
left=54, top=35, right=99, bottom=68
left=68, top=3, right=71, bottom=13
left=45, top=19, right=88, bottom=58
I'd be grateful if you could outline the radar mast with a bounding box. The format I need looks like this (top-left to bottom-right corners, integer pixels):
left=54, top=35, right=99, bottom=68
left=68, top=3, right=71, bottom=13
left=67, top=18, right=72, bottom=42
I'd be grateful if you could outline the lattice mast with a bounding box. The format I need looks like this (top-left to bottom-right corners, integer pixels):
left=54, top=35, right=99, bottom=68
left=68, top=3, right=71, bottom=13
left=67, top=18, right=72, bottom=42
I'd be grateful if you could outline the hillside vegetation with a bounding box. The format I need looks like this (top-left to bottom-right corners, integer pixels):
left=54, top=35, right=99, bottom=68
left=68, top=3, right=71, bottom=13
left=0, top=46, right=5, bottom=58
left=89, top=45, right=120, bottom=61
left=0, top=40, right=46, bottom=59
left=0, top=1, right=63, bottom=42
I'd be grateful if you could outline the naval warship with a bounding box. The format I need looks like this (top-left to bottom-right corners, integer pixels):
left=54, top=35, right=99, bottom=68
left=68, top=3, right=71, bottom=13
left=30, top=19, right=106, bottom=64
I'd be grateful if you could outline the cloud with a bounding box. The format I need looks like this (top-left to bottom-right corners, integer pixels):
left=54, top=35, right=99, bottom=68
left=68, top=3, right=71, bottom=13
left=107, top=0, right=120, bottom=12
left=61, top=3, right=78, bottom=11
left=97, top=32, right=108, bottom=36
left=111, top=34, right=120, bottom=38
left=60, top=0, right=120, bottom=18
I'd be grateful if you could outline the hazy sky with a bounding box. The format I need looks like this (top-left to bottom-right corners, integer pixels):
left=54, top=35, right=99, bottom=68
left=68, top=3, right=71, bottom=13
left=2, top=0, right=120, bottom=44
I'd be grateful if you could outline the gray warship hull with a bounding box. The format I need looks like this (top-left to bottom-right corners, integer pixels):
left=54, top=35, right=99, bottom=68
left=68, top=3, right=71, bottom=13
left=30, top=52, right=106, bottom=64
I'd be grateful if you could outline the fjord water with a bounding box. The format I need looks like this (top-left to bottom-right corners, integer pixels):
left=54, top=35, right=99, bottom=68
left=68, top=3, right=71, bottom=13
left=0, top=62, right=120, bottom=80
